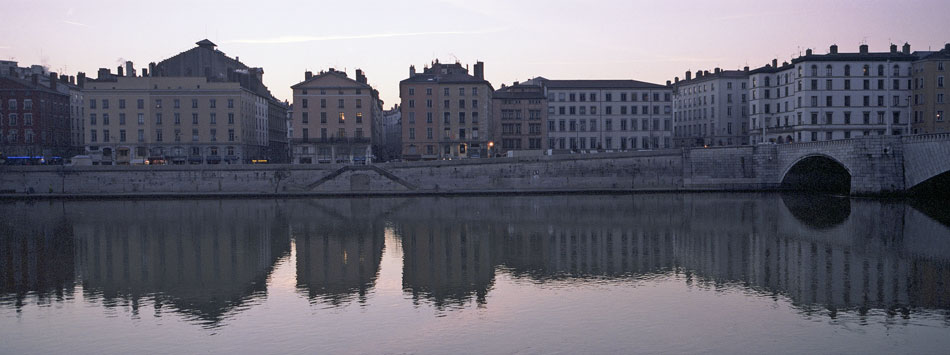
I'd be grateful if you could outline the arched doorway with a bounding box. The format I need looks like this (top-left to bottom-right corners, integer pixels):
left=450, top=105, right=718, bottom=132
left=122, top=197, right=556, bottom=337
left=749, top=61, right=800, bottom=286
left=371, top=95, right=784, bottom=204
left=781, top=155, right=852, bottom=194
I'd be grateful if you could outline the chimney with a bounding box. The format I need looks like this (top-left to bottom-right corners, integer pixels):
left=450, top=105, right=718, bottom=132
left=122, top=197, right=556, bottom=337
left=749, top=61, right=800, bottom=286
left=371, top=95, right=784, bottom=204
left=356, top=69, right=367, bottom=84
left=697, top=71, right=703, bottom=78
left=142, top=68, right=148, bottom=77
left=77, top=72, right=86, bottom=88
left=126, top=61, right=135, bottom=77
left=805, top=48, right=813, bottom=56
left=830, top=44, right=838, bottom=54
left=771, top=59, right=778, bottom=68
left=685, top=70, right=692, bottom=80
left=117, top=65, right=124, bottom=77
left=31, top=73, right=38, bottom=86
left=69, top=75, right=75, bottom=85
left=945, top=43, right=950, bottom=52
left=666, top=80, right=672, bottom=86
left=409, top=65, right=416, bottom=77
left=890, top=44, right=898, bottom=53
left=902, top=42, right=911, bottom=54
left=49, top=72, right=57, bottom=91
left=97, top=68, right=110, bottom=80
left=674, top=77, right=679, bottom=84
left=305, top=71, right=312, bottom=80
left=859, top=44, right=868, bottom=54
left=59, top=74, right=68, bottom=83
left=744, top=66, right=749, bottom=72
left=474, top=61, right=484, bottom=80
left=513, top=81, right=519, bottom=86
left=714, top=67, right=721, bottom=74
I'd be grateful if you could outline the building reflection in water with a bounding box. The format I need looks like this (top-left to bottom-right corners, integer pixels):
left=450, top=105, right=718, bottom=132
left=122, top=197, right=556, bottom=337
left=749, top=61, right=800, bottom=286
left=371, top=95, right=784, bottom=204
left=0, top=202, right=76, bottom=310
left=388, top=194, right=950, bottom=316
left=289, top=198, right=386, bottom=306
left=0, top=200, right=291, bottom=327
left=1, top=193, right=949, bottom=326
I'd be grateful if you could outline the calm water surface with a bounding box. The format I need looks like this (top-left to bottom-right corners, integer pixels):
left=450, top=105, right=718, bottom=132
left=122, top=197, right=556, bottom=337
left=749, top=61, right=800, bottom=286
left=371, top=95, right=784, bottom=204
left=1, top=194, right=949, bottom=354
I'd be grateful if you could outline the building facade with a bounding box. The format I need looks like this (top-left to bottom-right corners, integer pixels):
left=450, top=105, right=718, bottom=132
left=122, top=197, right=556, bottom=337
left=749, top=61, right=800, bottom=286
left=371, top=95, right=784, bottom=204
left=491, top=82, right=547, bottom=156
left=153, top=39, right=287, bottom=160
left=83, top=75, right=268, bottom=165
left=528, top=78, right=674, bottom=152
left=911, top=43, right=950, bottom=134
left=290, top=69, right=381, bottom=164
left=672, top=68, right=750, bottom=148
left=377, top=104, right=402, bottom=162
left=0, top=74, right=71, bottom=159
left=400, top=60, right=493, bottom=160
left=748, top=44, right=915, bottom=144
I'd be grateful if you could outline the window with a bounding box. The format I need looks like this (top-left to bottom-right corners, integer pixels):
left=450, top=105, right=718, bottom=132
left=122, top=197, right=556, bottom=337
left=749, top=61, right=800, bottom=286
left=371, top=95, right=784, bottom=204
left=302, top=99, right=308, bottom=108
left=102, top=99, right=110, bottom=109
left=174, top=99, right=181, bottom=108
left=320, top=112, right=327, bottom=123
left=90, top=130, right=97, bottom=142
left=192, top=99, right=198, bottom=108
left=228, top=113, right=235, bottom=124
left=338, top=112, right=345, bottom=123
left=156, top=129, right=163, bottom=142
left=174, top=113, right=181, bottom=125
left=844, top=65, right=851, bottom=76
left=320, top=99, right=326, bottom=108
left=103, top=113, right=110, bottom=125
left=356, top=112, right=363, bottom=123
left=338, top=99, right=344, bottom=108
left=210, top=128, right=217, bottom=141
left=156, top=113, right=163, bottom=125
left=228, top=99, right=234, bottom=108
left=228, top=129, right=235, bottom=141
left=138, top=113, right=144, bottom=125
left=119, top=113, right=127, bottom=125
left=939, top=76, right=945, bottom=88
left=192, top=113, right=199, bottom=124
left=192, top=128, right=199, bottom=141
left=137, top=129, right=144, bottom=142
left=119, top=129, right=126, bottom=142
left=23, top=113, right=32, bottom=126
left=210, top=99, right=216, bottom=108
left=210, top=113, right=217, bottom=124
left=8, top=113, right=17, bottom=125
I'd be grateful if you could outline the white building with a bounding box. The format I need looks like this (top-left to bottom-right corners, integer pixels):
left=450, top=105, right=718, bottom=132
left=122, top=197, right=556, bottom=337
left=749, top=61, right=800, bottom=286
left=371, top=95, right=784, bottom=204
left=748, top=43, right=915, bottom=144
left=526, top=78, right=674, bottom=152
left=672, top=68, right=750, bottom=148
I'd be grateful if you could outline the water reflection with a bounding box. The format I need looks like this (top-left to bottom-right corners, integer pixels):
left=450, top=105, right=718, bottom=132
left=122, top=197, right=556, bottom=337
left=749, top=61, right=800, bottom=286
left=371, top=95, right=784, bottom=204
left=1, top=193, right=949, bottom=328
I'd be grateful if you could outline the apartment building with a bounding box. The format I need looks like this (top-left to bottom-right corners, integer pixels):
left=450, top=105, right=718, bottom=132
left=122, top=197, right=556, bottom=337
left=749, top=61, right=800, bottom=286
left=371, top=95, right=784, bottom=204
left=527, top=78, right=674, bottom=152
left=378, top=104, right=402, bottom=162
left=290, top=68, right=382, bottom=164
left=748, top=43, right=915, bottom=144
left=400, top=60, right=493, bottom=160
left=0, top=73, right=71, bottom=158
left=83, top=75, right=268, bottom=164
left=491, top=82, right=547, bottom=156
left=1, top=62, right=86, bottom=155
left=153, top=39, right=288, bottom=162
left=911, top=43, right=950, bottom=134
left=672, top=68, right=750, bottom=148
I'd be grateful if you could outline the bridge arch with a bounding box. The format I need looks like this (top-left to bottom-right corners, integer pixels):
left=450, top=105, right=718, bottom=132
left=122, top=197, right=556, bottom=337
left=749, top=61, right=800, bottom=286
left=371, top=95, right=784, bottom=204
left=780, top=154, right=852, bottom=194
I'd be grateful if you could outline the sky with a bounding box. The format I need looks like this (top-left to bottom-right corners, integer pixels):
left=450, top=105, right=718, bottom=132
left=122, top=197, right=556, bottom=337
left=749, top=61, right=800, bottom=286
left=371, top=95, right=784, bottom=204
left=2, top=0, right=949, bottom=105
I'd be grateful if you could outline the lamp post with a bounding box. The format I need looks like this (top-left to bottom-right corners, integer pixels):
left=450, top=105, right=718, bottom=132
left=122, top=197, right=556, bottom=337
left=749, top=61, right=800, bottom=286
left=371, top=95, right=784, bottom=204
left=488, top=141, right=494, bottom=158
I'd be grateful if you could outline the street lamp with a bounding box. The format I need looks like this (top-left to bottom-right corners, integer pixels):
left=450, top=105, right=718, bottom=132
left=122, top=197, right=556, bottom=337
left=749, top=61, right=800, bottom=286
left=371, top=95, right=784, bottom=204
left=488, top=141, right=494, bottom=157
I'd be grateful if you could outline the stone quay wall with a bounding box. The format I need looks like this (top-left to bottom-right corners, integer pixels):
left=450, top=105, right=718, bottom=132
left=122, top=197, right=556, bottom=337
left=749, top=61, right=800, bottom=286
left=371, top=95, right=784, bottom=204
left=2, top=135, right=947, bottom=198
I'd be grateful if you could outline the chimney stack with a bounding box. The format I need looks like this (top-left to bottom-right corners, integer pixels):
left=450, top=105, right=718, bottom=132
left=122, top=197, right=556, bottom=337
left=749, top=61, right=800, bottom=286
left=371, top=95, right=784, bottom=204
left=69, top=75, right=75, bottom=85
left=945, top=43, right=950, bottom=51
left=902, top=42, right=911, bottom=54
left=305, top=71, right=312, bottom=80
left=49, top=72, right=57, bottom=91
left=31, top=73, right=38, bottom=85
left=859, top=44, right=868, bottom=54
left=126, top=61, right=135, bottom=77
left=674, top=77, right=679, bottom=84
left=744, top=66, right=749, bottom=72
left=409, top=65, right=416, bottom=77
left=356, top=69, right=367, bottom=84
left=666, top=80, right=672, bottom=86
left=890, top=44, right=898, bottom=53
left=149, top=62, right=157, bottom=77
left=77, top=72, right=86, bottom=88
left=117, top=65, right=124, bottom=77
left=830, top=44, right=838, bottom=54
left=714, top=67, right=721, bottom=74
left=805, top=48, right=813, bottom=56
left=59, top=74, right=68, bottom=83
left=685, top=70, right=692, bottom=80
left=474, top=61, right=484, bottom=80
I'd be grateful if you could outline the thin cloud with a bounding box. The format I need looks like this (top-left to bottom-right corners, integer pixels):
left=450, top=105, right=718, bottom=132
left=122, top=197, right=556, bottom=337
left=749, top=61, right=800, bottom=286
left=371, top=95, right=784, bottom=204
left=63, top=20, right=90, bottom=27
left=226, top=29, right=502, bottom=44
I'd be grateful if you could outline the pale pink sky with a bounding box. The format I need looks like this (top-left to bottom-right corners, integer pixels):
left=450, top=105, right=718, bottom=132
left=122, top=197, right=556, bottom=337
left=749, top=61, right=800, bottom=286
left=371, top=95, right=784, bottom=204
left=2, top=0, right=948, bottom=105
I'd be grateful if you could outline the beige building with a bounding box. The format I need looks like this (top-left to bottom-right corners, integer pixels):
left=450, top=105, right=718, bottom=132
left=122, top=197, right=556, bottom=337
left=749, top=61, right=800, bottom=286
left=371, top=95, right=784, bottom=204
left=83, top=75, right=269, bottom=164
left=491, top=82, right=547, bottom=156
left=912, top=43, right=950, bottom=134
left=290, top=68, right=381, bottom=164
left=400, top=60, right=493, bottom=160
